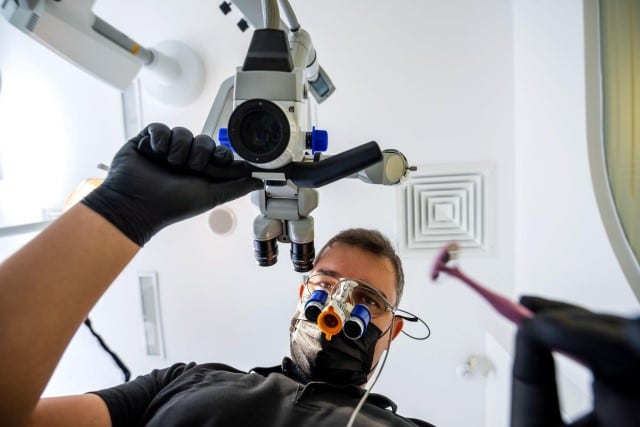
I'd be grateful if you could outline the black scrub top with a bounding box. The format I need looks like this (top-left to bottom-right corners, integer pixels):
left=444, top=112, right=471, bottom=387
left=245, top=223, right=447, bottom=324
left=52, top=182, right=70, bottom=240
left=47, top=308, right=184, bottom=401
left=91, top=358, right=435, bottom=427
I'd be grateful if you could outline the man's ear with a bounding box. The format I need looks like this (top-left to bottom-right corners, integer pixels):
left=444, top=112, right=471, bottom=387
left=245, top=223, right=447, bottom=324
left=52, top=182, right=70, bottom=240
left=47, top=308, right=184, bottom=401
left=391, top=315, right=404, bottom=341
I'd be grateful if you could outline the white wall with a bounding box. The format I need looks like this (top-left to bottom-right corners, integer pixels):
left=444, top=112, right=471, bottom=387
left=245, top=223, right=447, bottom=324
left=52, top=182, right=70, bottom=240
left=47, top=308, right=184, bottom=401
left=514, top=0, right=636, bottom=312
left=3, top=1, right=636, bottom=426
left=513, top=0, right=640, bottom=421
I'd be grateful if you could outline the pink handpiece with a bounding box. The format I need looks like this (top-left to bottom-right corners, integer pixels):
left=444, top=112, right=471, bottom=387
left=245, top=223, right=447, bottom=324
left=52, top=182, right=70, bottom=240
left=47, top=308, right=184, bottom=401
left=431, top=244, right=587, bottom=366
left=431, top=243, right=533, bottom=326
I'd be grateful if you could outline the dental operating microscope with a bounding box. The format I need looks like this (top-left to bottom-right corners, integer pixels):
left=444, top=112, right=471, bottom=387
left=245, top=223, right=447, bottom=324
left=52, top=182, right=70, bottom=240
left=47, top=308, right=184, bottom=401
left=2, top=0, right=415, bottom=272
left=203, top=0, right=415, bottom=271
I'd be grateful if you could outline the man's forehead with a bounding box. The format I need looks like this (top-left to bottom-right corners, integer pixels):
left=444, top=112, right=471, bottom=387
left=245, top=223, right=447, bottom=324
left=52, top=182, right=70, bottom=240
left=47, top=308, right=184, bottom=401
left=313, top=267, right=340, bottom=279
left=315, top=244, right=395, bottom=275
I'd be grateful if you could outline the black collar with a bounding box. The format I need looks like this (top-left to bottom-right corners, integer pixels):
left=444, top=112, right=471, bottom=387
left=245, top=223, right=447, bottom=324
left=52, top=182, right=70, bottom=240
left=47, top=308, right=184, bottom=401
left=250, top=357, right=399, bottom=413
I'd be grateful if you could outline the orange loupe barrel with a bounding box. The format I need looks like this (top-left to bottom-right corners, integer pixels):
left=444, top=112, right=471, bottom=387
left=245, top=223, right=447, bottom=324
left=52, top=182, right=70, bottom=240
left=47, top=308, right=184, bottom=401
left=317, top=300, right=349, bottom=340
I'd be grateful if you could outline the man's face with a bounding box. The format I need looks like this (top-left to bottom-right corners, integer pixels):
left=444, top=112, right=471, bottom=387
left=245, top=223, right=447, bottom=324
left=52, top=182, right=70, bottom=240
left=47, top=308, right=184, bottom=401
left=298, top=242, right=404, bottom=379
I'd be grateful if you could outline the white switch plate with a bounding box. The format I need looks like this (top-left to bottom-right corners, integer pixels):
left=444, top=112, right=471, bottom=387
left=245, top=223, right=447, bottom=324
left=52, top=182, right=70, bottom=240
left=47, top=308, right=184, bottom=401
left=138, top=271, right=165, bottom=358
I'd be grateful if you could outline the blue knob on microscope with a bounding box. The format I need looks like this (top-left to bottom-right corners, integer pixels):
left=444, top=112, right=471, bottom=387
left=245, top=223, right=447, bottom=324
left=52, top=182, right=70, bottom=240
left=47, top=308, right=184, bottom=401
left=218, top=128, right=232, bottom=150
left=309, top=127, right=328, bottom=153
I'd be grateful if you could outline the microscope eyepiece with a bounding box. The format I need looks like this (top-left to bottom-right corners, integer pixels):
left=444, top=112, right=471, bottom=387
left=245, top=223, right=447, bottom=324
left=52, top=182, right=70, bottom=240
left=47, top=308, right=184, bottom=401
left=290, top=241, right=314, bottom=272
left=254, top=238, right=278, bottom=266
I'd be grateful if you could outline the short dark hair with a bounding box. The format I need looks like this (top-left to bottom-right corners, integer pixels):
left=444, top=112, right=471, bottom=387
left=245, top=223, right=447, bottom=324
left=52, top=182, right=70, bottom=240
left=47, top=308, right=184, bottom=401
left=314, top=228, right=404, bottom=306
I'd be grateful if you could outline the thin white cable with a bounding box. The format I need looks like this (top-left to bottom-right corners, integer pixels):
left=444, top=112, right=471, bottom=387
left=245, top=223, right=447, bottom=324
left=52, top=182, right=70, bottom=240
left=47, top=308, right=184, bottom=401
left=345, top=316, right=396, bottom=427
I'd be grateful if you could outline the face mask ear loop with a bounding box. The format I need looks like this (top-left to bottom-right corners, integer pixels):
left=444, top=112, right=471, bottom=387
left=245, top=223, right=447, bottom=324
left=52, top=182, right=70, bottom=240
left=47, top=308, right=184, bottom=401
left=345, top=315, right=396, bottom=427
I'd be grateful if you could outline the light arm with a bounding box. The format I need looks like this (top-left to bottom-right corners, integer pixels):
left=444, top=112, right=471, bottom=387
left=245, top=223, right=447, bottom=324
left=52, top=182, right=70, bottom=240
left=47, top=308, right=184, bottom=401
left=2, top=0, right=147, bottom=90
left=2, top=0, right=205, bottom=104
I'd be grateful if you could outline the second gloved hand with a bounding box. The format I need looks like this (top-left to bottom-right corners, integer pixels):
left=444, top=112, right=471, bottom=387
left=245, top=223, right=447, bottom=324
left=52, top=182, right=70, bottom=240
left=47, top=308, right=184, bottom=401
left=510, top=296, right=640, bottom=427
left=82, top=123, right=263, bottom=246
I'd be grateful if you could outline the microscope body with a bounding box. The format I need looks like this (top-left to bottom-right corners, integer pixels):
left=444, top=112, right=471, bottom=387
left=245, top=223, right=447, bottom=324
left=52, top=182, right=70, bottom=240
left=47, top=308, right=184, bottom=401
left=219, top=25, right=328, bottom=272
left=229, top=62, right=310, bottom=169
left=206, top=1, right=411, bottom=272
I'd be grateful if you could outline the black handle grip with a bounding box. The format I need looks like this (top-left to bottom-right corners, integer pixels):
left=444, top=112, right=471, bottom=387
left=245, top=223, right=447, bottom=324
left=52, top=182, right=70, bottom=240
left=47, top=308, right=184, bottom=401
left=135, top=140, right=383, bottom=189
left=279, top=141, right=383, bottom=187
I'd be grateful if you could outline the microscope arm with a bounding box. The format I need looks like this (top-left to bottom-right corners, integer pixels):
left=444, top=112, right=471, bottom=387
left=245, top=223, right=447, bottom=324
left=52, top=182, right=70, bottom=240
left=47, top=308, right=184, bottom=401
left=225, top=0, right=335, bottom=103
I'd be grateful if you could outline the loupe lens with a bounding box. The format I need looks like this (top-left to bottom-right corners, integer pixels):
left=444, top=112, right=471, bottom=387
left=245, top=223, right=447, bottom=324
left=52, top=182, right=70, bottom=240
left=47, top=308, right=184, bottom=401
left=323, top=315, right=339, bottom=328
left=304, top=290, right=328, bottom=321
left=254, top=238, right=278, bottom=266
left=343, top=304, right=371, bottom=340
left=291, top=241, right=315, bottom=272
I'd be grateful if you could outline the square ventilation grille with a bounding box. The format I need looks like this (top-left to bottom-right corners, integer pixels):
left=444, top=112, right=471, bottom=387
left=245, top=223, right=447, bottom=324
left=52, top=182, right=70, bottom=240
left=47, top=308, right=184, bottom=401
left=398, top=164, right=492, bottom=255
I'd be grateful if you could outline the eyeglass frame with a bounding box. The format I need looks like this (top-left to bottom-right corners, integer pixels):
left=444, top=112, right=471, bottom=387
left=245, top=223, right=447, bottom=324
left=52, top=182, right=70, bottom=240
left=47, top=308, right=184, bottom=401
left=303, top=272, right=397, bottom=318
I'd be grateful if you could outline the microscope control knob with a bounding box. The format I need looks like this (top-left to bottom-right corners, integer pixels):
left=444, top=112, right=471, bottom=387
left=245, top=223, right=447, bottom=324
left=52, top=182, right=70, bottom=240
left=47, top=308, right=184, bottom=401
left=218, top=128, right=233, bottom=150
left=308, top=127, right=328, bottom=153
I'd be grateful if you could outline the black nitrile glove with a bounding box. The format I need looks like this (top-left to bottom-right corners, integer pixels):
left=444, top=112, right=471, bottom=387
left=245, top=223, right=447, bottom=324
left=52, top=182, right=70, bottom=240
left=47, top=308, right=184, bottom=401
left=510, top=295, right=640, bottom=427
left=81, top=123, right=263, bottom=246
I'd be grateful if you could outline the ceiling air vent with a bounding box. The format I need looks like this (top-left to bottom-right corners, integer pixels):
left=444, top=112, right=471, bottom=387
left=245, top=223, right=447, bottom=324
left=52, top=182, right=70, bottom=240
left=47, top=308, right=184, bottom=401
left=398, top=164, right=491, bottom=255
left=26, top=13, right=39, bottom=32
